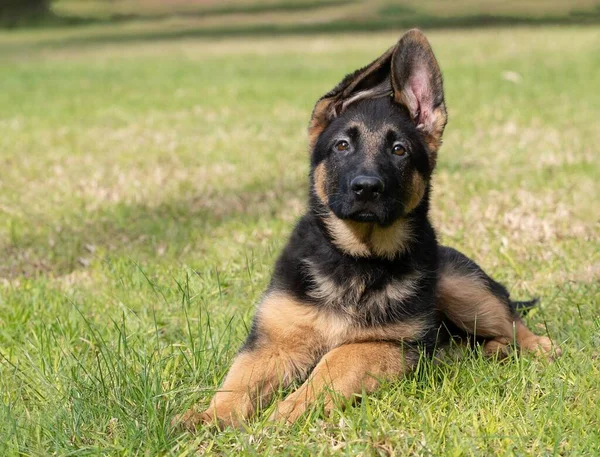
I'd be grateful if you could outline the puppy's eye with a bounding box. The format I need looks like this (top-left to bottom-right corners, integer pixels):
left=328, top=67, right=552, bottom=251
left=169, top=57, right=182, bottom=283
left=392, top=143, right=407, bottom=156
left=335, top=140, right=350, bottom=152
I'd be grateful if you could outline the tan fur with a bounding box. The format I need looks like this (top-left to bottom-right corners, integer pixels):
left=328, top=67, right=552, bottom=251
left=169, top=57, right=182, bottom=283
left=313, top=162, right=329, bottom=206
left=270, top=341, right=416, bottom=423
left=514, top=319, right=559, bottom=357
left=404, top=172, right=426, bottom=214
left=323, top=216, right=372, bottom=257
left=369, top=218, right=415, bottom=259
left=436, top=273, right=514, bottom=338
left=437, top=271, right=561, bottom=358
left=324, top=215, right=414, bottom=260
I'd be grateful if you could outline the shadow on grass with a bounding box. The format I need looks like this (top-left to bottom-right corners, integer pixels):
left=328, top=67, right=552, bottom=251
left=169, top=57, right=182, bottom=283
left=40, top=14, right=600, bottom=49
left=4, top=6, right=600, bottom=51
left=0, top=177, right=305, bottom=279
left=1, top=0, right=352, bottom=28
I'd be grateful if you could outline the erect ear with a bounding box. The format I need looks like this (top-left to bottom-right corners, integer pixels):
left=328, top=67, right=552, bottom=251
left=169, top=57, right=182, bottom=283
left=391, top=29, right=447, bottom=165
left=308, top=46, right=395, bottom=148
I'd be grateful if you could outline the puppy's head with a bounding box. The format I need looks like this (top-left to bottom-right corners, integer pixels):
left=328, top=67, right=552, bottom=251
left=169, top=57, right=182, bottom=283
left=310, top=29, right=447, bottom=227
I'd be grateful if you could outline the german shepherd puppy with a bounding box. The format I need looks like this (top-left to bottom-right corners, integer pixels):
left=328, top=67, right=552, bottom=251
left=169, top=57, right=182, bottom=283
left=175, top=29, right=560, bottom=430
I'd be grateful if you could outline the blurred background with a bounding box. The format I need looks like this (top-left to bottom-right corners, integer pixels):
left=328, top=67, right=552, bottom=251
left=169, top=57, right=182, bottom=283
left=2, top=0, right=600, bottom=33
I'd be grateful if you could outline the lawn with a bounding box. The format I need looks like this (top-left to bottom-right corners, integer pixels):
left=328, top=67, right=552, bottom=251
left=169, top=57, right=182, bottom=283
left=1, top=21, right=599, bottom=456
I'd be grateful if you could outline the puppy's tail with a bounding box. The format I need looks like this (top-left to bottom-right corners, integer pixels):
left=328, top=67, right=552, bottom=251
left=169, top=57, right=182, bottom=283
left=511, top=297, right=539, bottom=316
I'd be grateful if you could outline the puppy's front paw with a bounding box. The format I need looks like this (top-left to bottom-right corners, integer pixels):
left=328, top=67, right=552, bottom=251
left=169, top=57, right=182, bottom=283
left=173, top=406, right=247, bottom=431
left=171, top=408, right=210, bottom=432
left=269, top=389, right=335, bottom=424
left=269, top=396, right=308, bottom=425
left=521, top=335, right=562, bottom=360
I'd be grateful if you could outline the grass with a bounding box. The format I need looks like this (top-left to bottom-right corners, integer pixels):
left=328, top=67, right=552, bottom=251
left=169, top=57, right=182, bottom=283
left=1, top=20, right=599, bottom=456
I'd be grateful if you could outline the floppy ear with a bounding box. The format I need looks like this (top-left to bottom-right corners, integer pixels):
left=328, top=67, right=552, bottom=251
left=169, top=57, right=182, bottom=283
left=391, top=29, right=447, bottom=164
left=308, top=46, right=395, bottom=148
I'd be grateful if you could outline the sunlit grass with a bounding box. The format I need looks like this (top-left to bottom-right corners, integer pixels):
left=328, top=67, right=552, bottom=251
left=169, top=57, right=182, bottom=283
left=0, top=24, right=599, bottom=455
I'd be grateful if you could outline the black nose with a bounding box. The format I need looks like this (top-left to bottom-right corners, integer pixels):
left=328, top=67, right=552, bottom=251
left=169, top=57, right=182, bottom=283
left=350, top=175, right=384, bottom=201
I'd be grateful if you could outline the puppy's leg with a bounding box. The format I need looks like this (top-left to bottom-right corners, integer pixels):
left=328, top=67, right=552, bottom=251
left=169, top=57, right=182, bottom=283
left=270, top=342, right=417, bottom=424
left=174, top=345, right=295, bottom=430
left=173, top=293, right=322, bottom=430
left=437, top=246, right=561, bottom=359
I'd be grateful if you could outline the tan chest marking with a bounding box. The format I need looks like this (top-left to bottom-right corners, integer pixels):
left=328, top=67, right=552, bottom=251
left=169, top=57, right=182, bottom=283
left=323, top=216, right=414, bottom=259
left=369, top=218, right=415, bottom=259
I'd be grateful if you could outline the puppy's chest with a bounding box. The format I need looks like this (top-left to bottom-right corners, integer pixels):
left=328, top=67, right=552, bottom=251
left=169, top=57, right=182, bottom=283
left=303, top=259, right=422, bottom=324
